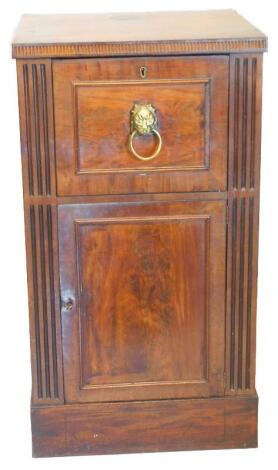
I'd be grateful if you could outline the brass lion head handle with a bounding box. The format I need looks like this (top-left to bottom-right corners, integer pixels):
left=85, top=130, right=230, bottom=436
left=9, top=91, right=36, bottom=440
left=129, top=104, right=162, bottom=161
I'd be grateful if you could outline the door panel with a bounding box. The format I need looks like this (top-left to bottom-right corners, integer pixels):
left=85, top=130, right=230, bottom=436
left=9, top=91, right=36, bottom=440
left=58, top=200, right=226, bottom=403
left=53, top=56, right=228, bottom=195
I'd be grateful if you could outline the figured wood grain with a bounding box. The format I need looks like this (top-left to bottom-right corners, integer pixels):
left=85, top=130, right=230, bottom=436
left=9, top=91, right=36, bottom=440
left=225, top=55, right=262, bottom=395
left=31, top=396, right=258, bottom=457
left=77, top=216, right=209, bottom=387
left=58, top=200, right=226, bottom=403
left=72, top=79, right=210, bottom=173
left=53, top=56, right=228, bottom=195
left=12, top=10, right=267, bottom=58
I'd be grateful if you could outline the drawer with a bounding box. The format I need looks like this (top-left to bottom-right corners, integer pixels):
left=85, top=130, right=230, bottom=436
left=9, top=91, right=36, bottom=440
left=53, top=56, right=228, bottom=195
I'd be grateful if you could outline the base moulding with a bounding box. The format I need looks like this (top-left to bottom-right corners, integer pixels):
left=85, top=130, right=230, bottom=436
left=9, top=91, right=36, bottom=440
left=31, top=394, right=258, bottom=457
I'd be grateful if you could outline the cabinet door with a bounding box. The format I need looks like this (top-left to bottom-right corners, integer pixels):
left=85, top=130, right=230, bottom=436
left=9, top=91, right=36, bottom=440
left=59, top=200, right=226, bottom=403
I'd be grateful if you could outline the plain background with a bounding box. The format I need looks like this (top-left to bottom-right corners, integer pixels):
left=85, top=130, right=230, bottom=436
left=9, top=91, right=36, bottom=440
left=0, top=0, right=277, bottom=468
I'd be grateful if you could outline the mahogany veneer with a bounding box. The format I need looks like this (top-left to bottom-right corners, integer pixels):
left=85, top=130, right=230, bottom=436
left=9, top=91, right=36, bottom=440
left=13, top=10, right=267, bottom=457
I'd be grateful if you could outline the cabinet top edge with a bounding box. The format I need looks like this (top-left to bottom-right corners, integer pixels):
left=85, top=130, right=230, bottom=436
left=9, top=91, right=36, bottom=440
left=12, top=10, right=267, bottom=59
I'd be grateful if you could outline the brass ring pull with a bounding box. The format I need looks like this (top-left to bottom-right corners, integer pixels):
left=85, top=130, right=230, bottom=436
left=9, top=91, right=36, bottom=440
left=129, top=104, right=162, bottom=161
left=129, top=128, right=162, bottom=161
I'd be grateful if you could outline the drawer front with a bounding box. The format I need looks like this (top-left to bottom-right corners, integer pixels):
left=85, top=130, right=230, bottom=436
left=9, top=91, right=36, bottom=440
left=53, top=56, right=228, bottom=195
left=59, top=199, right=226, bottom=403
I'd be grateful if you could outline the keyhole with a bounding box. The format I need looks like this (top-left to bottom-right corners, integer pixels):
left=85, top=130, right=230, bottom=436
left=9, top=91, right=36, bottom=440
left=62, top=298, right=73, bottom=311
left=140, top=66, right=147, bottom=79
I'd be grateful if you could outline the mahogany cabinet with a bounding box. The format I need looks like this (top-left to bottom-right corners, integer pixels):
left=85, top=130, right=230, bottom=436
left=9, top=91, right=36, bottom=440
left=12, top=10, right=267, bottom=457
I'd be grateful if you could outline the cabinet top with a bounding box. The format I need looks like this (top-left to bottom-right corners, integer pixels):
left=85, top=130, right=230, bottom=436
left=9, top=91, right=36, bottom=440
left=12, top=10, right=267, bottom=59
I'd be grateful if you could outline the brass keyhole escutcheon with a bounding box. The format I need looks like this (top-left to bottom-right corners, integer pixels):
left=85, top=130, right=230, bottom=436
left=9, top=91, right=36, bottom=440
left=139, top=66, right=147, bottom=79
left=128, top=104, right=162, bottom=161
left=62, top=298, right=73, bottom=311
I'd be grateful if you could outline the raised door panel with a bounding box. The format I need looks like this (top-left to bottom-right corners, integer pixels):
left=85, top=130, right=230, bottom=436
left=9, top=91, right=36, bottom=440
left=53, top=56, right=228, bottom=195
left=58, top=200, right=226, bottom=403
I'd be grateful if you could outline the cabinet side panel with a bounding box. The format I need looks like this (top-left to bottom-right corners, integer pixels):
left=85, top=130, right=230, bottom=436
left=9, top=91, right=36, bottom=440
left=17, top=60, right=64, bottom=404
left=225, top=54, right=262, bottom=395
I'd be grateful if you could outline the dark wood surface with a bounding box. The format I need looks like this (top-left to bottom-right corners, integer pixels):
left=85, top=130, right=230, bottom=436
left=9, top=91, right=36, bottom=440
left=53, top=56, right=228, bottom=195
left=59, top=200, right=225, bottom=403
left=12, top=10, right=267, bottom=58
left=225, top=54, right=263, bottom=395
left=17, top=60, right=64, bottom=404
left=31, top=396, right=258, bottom=457
left=13, top=10, right=265, bottom=457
